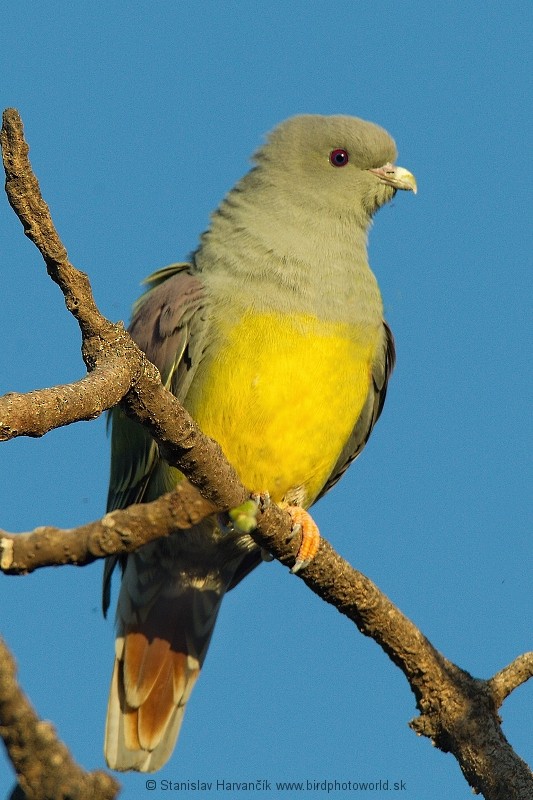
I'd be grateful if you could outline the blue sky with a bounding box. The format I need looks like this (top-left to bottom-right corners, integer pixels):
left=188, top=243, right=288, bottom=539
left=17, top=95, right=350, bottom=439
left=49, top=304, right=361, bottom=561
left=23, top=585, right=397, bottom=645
left=1, top=3, right=531, bottom=798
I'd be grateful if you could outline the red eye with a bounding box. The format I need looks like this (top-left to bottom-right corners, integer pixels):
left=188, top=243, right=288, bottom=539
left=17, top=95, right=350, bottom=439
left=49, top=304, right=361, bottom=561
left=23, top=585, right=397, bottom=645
left=329, top=148, right=349, bottom=167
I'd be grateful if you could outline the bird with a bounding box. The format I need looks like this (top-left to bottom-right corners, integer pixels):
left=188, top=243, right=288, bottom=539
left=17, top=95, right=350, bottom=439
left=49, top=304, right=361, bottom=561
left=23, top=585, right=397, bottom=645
left=103, top=114, right=416, bottom=772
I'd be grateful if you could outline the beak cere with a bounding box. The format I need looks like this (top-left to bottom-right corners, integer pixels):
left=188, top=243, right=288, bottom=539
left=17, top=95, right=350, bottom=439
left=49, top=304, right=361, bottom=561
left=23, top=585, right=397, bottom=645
left=368, top=163, right=417, bottom=194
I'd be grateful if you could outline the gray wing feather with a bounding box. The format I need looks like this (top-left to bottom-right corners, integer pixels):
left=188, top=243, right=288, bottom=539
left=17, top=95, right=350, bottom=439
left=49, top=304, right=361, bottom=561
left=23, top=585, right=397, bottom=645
left=129, top=263, right=207, bottom=387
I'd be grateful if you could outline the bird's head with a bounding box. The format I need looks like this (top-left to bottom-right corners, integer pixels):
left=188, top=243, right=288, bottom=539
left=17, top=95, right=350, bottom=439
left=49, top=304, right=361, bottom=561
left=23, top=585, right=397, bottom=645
left=254, top=114, right=416, bottom=222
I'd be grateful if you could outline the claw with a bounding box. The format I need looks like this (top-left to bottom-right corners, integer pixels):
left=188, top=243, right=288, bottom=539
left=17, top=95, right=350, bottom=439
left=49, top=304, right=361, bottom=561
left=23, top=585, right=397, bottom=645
left=288, top=522, right=302, bottom=540
left=251, top=491, right=271, bottom=512
left=286, top=506, right=320, bottom=573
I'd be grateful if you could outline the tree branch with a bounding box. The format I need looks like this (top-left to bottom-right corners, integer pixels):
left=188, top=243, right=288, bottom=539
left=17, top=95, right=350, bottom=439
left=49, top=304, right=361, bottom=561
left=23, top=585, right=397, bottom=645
left=0, top=637, right=119, bottom=800
left=0, top=107, right=146, bottom=442
left=0, top=108, right=249, bottom=513
left=0, top=483, right=215, bottom=574
left=490, top=653, right=533, bottom=708
left=2, top=108, right=532, bottom=800
left=1, top=108, right=112, bottom=342
left=0, top=366, right=129, bottom=441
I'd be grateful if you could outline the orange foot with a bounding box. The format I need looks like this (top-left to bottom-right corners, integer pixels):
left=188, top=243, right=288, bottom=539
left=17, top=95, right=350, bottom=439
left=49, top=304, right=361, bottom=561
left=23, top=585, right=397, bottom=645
left=286, top=506, right=321, bottom=573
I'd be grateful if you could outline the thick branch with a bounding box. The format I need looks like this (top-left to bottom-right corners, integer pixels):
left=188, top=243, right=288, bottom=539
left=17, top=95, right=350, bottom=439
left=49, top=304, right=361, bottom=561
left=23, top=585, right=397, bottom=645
left=0, top=637, right=119, bottom=800
left=250, top=510, right=533, bottom=798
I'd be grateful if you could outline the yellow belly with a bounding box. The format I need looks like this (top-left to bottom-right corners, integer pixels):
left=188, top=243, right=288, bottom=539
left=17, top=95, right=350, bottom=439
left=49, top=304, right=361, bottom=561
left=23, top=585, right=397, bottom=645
left=185, top=312, right=380, bottom=506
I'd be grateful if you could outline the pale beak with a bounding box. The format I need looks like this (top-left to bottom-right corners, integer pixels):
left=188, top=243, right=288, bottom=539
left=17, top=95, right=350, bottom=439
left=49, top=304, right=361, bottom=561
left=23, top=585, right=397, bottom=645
left=368, top=163, right=417, bottom=194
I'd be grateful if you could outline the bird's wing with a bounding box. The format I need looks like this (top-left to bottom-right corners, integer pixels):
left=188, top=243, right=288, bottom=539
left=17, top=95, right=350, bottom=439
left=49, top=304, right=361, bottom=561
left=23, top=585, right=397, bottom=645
left=317, top=321, right=395, bottom=501
left=107, top=262, right=209, bottom=510
left=103, top=263, right=209, bottom=612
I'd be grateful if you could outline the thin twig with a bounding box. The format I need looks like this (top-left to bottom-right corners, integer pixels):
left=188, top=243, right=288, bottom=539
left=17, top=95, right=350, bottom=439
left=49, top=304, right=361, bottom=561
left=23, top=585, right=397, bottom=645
left=490, top=653, right=533, bottom=707
left=0, top=483, right=216, bottom=574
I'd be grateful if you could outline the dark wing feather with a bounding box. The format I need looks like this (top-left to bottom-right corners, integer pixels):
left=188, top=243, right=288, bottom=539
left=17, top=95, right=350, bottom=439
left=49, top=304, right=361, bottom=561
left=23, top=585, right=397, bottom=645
left=316, top=321, right=395, bottom=502
left=103, top=263, right=209, bottom=613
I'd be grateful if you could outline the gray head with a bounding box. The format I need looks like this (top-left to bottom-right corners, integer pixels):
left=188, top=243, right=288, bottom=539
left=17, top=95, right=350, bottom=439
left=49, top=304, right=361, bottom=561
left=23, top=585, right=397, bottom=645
left=252, top=114, right=416, bottom=218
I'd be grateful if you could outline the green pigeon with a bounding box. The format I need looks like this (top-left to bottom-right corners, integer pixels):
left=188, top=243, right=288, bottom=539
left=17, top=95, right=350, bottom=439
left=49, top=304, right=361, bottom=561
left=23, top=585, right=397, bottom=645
left=103, top=114, right=416, bottom=771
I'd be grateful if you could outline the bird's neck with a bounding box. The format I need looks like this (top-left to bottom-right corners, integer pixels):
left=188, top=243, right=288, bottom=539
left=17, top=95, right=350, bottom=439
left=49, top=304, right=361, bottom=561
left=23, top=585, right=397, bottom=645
left=193, top=177, right=382, bottom=325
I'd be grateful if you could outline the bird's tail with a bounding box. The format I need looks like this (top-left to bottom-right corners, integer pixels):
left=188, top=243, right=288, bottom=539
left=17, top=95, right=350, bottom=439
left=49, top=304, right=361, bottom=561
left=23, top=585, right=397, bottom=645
left=104, top=539, right=227, bottom=772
